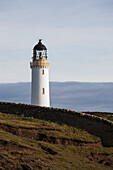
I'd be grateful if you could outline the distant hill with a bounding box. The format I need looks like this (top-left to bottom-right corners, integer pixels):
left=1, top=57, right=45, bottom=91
left=0, top=82, right=113, bottom=112
left=0, top=111, right=113, bottom=169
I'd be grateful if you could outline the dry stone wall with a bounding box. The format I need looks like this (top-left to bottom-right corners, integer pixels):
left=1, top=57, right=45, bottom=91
left=0, top=101, right=113, bottom=147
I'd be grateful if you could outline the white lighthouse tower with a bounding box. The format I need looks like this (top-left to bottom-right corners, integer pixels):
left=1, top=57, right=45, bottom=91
left=30, top=39, right=50, bottom=107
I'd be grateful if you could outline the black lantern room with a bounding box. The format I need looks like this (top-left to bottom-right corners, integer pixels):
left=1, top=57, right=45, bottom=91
left=33, top=39, right=47, bottom=60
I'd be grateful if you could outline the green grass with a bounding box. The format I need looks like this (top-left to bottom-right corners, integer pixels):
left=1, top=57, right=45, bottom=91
left=84, top=112, right=113, bottom=122
left=0, top=112, right=101, bottom=143
left=0, top=112, right=113, bottom=170
left=105, top=116, right=113, bottom=122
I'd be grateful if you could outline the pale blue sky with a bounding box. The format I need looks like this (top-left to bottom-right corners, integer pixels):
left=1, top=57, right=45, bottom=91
left=0, top=0, right=113, bottom=83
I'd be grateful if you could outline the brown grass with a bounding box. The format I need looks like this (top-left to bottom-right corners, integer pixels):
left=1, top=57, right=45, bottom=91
left=0, top=112, right=113, bottom=170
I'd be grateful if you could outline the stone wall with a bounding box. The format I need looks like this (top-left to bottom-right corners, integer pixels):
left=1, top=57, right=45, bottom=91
left=0, top=101, right=113, bottom=147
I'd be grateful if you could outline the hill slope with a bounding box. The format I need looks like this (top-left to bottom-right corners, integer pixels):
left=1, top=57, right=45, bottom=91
left=0, top=112, right=113, bottom=170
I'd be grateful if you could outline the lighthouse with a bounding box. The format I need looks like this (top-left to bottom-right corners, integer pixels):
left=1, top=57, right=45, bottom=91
left=30, top=39, right=50, bottom=107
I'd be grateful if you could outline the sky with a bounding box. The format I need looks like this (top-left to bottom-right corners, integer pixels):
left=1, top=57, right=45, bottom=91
left=0, top=0, right=113, bottom=83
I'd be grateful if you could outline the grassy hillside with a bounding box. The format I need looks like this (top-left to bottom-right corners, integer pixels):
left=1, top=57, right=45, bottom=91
left=0, top=112, right=113, bottom=169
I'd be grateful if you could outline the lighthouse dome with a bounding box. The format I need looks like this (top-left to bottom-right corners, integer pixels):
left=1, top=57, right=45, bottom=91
left=34, top=39, right=47, bottom=51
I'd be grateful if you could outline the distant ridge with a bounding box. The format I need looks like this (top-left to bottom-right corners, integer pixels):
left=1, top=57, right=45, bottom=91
left=0, top=81, right=113, bottom=112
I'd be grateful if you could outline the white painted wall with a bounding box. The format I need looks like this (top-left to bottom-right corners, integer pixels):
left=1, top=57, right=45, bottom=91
left=31, top=67, right=50, bottom=107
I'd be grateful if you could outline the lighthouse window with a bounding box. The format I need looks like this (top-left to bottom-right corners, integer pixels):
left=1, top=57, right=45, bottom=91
left=42, top=88, right=45, bottom=94
left=42, top=69, right=44, bottom=75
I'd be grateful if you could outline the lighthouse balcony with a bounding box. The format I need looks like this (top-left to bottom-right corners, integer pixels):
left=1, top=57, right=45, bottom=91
left=30, top=60, right=50, bottom=68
